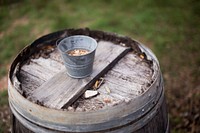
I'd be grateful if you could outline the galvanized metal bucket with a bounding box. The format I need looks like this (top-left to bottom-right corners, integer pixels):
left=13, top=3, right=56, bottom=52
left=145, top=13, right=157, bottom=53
left=57, top=35, right=97, bottom=78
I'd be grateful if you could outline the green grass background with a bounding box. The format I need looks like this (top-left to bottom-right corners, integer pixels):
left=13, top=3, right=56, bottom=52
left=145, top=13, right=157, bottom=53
left=0, top=0, right=200, bottom=133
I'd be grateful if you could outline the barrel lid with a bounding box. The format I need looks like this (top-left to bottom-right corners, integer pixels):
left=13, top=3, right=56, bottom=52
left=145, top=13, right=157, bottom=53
left=8, top=28, right=162, bottom=132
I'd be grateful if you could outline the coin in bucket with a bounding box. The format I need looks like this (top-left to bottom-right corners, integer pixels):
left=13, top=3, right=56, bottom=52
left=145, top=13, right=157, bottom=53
left=57, top=35, right=98, bottom=78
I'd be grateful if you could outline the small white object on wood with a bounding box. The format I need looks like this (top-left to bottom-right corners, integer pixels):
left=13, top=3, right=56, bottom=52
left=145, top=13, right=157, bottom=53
left=84, top=90, right=99, bottom=99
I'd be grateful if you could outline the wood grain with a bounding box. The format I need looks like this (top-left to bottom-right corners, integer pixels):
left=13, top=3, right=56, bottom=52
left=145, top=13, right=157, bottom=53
left=20, top=42, right=153, bottom=111
left=65, top=52, right=154, bottom=111
left=30, top=41, right=130, bottom=109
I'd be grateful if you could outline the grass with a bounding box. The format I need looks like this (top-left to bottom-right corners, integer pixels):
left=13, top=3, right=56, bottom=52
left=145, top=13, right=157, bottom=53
left=0, top=90, right=9, bottom=133
left=0, top=90, right=8, bottom=106
left=0, top=0, right=200, bottom=132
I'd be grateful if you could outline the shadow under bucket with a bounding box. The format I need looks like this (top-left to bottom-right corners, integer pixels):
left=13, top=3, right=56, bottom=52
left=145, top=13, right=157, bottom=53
left=57, top=35, right=97, bottom=78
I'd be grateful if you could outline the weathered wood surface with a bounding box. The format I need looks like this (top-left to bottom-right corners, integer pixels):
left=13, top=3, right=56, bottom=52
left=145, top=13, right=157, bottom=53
left=20, top=41, right=154, bottom=111
left=28, top=41, right=130, bottom=109
left=71, top=53, right=153, bottom=111
left=20, top=52, right=65, bottom=97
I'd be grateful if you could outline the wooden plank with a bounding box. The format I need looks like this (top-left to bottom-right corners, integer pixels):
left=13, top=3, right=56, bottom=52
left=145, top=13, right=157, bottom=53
left=20, top=51, right=64, bottom=82
left=21, top=61, right=57, bottom=81
left=102, top=53, right=153, bottom=96
left=20, top=48, right=65, bottom=93
left=98, top=82, right=134, bottom=102
left=112, top=53, right=153, bottom=80
left=31, top=57, right=65, bottom=73
left=30, top=41, right=131, bottom=109
left=107, top=54, right=152, bottom=84
left=20, top=70, right=45, bottom=96
left=65, top=52, right=154, bottom=111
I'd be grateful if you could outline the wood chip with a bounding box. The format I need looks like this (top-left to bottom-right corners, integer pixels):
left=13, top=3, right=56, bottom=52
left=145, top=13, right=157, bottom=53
left=94, top=80, right=99, bottom=89
left=93, top=77, right=105, bottom=90
left=67, top=106, right=75, bottom=112
left=105, top=86, right=111, bottom=94
left=103, top=98, right=111, bottom=103
left=92, top=77, right=104, bottom=90
left=140, top=54, right=144, bottom=59
left=120, top=43, right=126, bottom=47
left=84, top=90, right=99, bottom=99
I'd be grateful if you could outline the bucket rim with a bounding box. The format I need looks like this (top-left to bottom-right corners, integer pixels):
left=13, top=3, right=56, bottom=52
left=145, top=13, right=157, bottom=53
left=57, top=35, right=98, bottom=57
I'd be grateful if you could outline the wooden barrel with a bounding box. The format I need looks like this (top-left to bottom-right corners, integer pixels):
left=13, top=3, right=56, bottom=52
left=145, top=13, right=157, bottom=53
left=8, top=28, right=169, bottom=133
